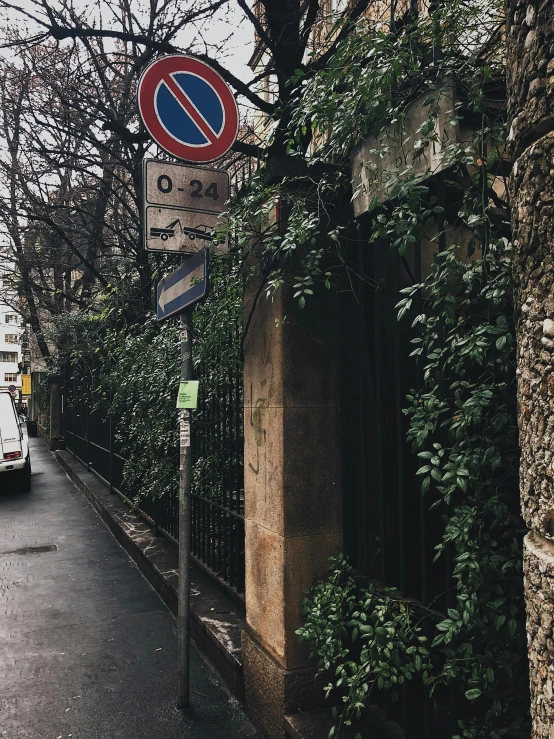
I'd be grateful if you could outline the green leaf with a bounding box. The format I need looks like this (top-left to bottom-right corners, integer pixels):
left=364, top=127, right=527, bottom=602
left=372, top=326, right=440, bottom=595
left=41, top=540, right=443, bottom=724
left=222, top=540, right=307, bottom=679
left=367, top=196, right=380, bottom=215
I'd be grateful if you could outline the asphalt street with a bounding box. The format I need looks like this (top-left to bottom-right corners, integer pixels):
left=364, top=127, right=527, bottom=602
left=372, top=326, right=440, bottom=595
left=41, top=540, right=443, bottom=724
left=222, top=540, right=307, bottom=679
left=0, top=438, right=257, bottom=739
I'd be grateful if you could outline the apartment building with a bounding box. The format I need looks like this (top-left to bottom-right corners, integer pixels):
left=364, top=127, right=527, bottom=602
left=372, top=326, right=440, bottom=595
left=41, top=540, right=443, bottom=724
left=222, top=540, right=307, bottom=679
left=0, top=266, right=24, bottom=396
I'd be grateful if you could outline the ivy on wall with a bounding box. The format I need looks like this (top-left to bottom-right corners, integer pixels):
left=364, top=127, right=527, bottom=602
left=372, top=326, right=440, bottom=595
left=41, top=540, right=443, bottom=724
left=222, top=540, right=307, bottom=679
left=297, top=555, right=434, bottom=738
left=298, top=240, right=527, bottom=738
left=226, top=0, right=529, bottom=736
left=49, top=248, right=243, bottom=507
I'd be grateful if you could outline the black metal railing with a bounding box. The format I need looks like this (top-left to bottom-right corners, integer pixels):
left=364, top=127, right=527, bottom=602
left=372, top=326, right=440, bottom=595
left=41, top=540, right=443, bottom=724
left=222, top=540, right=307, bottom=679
left=340, top=208, right=458, bottom=737
left=191, top=344, right=245, bottom=591
left=60, top=325, right=244, bottom=596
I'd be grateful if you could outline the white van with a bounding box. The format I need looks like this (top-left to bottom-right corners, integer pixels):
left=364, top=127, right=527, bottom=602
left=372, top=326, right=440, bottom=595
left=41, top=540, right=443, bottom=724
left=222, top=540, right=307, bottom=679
left=0, top=391, right=31, bottom=491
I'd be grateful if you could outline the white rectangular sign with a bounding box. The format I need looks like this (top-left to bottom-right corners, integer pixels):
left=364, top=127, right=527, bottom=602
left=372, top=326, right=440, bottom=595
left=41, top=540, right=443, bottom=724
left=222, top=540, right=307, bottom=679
left=145, top=159, right=229, bottom=212
left=143, top=158, right=230, bottom=254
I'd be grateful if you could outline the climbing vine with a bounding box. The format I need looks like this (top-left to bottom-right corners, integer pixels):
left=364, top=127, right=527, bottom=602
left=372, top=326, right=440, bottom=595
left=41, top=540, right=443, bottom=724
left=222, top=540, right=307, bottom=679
left=298, top=239, right=527, bottom=738
left=48, top=247, right=243, bottom=507
left=227, top=0, right=529, bottom=736
left=297, top=555, right=434, bottom=738
left=402, top=239, right=526, bottom=738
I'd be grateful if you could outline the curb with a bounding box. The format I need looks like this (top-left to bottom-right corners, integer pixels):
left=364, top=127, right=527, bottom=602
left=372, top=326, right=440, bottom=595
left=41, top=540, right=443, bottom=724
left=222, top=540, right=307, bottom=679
left=54, top=449, right=245, bottom=703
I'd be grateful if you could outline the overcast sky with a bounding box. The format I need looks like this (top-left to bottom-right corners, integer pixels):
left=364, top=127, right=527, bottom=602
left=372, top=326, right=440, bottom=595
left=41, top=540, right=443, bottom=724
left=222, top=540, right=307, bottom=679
left=0, top=0, right=255, bottom=82
left=0, top=0, right=258, bottom=267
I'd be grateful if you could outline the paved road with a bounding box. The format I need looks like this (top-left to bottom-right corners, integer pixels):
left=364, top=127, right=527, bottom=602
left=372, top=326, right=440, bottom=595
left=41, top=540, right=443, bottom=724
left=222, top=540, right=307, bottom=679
left=0, top=438, right=257, bottom=739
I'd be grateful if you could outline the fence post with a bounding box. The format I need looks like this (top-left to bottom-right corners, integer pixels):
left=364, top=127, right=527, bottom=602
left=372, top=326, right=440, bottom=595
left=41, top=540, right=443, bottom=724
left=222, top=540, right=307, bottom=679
left=86, top=375, right=90, bottom=471
left=241, top=268, right=342, bottom=738
left=72, top=370, right=76, bottom=459
left=58, top=364, right=65, bottom=450
left=109, top=386, right=114, bottom=493
left=153, top=495, right=160, bottom=536
left=48, top=375, right=60, bottom=451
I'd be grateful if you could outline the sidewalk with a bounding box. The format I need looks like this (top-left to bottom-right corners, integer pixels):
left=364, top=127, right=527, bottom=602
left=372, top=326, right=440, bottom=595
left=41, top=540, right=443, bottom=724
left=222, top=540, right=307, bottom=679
left=0, top=438, right=257, bottom=739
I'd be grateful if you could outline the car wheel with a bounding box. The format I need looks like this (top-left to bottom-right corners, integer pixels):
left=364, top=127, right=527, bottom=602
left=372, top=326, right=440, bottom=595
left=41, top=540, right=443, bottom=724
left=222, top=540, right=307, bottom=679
left=20, top=459, right=31, bottom=492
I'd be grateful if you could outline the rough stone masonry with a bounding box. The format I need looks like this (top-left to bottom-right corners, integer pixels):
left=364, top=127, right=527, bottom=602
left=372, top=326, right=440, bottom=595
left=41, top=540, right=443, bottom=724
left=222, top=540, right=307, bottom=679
left=507, top=0, right=554, bottom=735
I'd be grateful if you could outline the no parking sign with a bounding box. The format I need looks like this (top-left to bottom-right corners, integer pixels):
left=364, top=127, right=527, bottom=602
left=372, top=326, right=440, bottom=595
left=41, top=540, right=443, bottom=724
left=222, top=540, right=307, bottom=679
left=137, top=55, right=239, bottom=163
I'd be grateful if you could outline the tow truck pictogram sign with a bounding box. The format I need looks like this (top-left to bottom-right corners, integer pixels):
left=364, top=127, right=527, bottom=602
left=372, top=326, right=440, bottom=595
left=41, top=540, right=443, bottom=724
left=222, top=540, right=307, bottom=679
left=149, top=218, right=223, bottom=244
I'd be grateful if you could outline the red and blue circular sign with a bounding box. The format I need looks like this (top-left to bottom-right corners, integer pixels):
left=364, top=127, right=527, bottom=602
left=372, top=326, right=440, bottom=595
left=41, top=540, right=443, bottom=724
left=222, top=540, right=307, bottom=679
left=138, top=55, right=239, bottom=163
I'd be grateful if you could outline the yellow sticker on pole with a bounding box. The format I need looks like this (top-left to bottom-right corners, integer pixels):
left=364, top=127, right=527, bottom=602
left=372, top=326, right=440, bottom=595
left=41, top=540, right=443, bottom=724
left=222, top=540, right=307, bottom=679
left=176, top=381, right=199, bottom=409
left=21, top=374, right=31, bottom=396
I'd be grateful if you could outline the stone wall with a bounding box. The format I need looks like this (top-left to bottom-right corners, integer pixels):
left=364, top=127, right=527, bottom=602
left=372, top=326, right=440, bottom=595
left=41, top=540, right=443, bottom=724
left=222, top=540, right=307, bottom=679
left=507, top=1, right=554, bottom=735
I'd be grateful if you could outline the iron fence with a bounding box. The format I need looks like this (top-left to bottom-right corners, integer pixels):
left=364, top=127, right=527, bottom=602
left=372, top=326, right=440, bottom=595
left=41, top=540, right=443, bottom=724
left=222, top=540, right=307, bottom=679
left=59, top=324, right=244, bottom=597
left=339, top=203, right=457, bottom=737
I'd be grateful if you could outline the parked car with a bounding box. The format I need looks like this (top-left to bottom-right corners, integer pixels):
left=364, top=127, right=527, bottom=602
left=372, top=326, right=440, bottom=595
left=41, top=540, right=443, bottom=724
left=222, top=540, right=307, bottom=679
left=182, top=224, right=215, bottom=241
left=0, top=391, right=31, bottom=491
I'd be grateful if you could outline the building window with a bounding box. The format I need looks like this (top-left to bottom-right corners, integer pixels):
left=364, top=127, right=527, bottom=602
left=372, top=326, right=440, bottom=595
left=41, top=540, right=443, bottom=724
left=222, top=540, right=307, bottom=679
left=5, top=314, right=19, bottom=325
left=4, top=373, right=18, bottom=382
left=0, top=352, right=18, bottom=363
left=5, top=334, right=19, bottom=344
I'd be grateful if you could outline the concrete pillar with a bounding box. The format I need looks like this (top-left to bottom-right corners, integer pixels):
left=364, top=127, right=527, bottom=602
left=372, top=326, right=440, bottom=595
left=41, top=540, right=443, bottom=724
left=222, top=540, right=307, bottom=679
left=242, top=280, right=343, bottom=738
left=49, top=375, right=60, bottom=451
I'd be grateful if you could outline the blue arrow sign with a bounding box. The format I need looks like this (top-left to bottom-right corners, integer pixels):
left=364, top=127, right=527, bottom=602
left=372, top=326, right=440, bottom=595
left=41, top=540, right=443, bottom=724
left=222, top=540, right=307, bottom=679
left=157, top=249, right=209, bottom=321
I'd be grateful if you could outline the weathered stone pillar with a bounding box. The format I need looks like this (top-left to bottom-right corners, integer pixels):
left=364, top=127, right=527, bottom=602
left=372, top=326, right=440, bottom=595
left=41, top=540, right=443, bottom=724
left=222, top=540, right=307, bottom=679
left=242, top=278, right=343, bottom=738
left=49, top=375, right=60, bottom=451
left=507, top=2, right=554, bottom=734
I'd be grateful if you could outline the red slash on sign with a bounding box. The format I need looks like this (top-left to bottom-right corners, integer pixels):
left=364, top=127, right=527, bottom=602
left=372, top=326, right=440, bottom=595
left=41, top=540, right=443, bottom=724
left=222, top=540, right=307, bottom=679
left=162, top=74, right=219, bottom=145
left=138, top=55, right=239, bottom=163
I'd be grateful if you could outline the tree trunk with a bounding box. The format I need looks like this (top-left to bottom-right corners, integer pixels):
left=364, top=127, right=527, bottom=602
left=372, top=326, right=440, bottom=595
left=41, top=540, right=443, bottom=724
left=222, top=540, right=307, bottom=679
left=507, top=1, right=554, bottom=735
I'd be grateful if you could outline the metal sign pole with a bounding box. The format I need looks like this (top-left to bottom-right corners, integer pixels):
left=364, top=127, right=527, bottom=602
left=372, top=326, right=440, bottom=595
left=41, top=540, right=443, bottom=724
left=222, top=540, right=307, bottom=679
left=139, top=56, right=237, bottom=711
left=177, top=304, right=193, bottom=709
